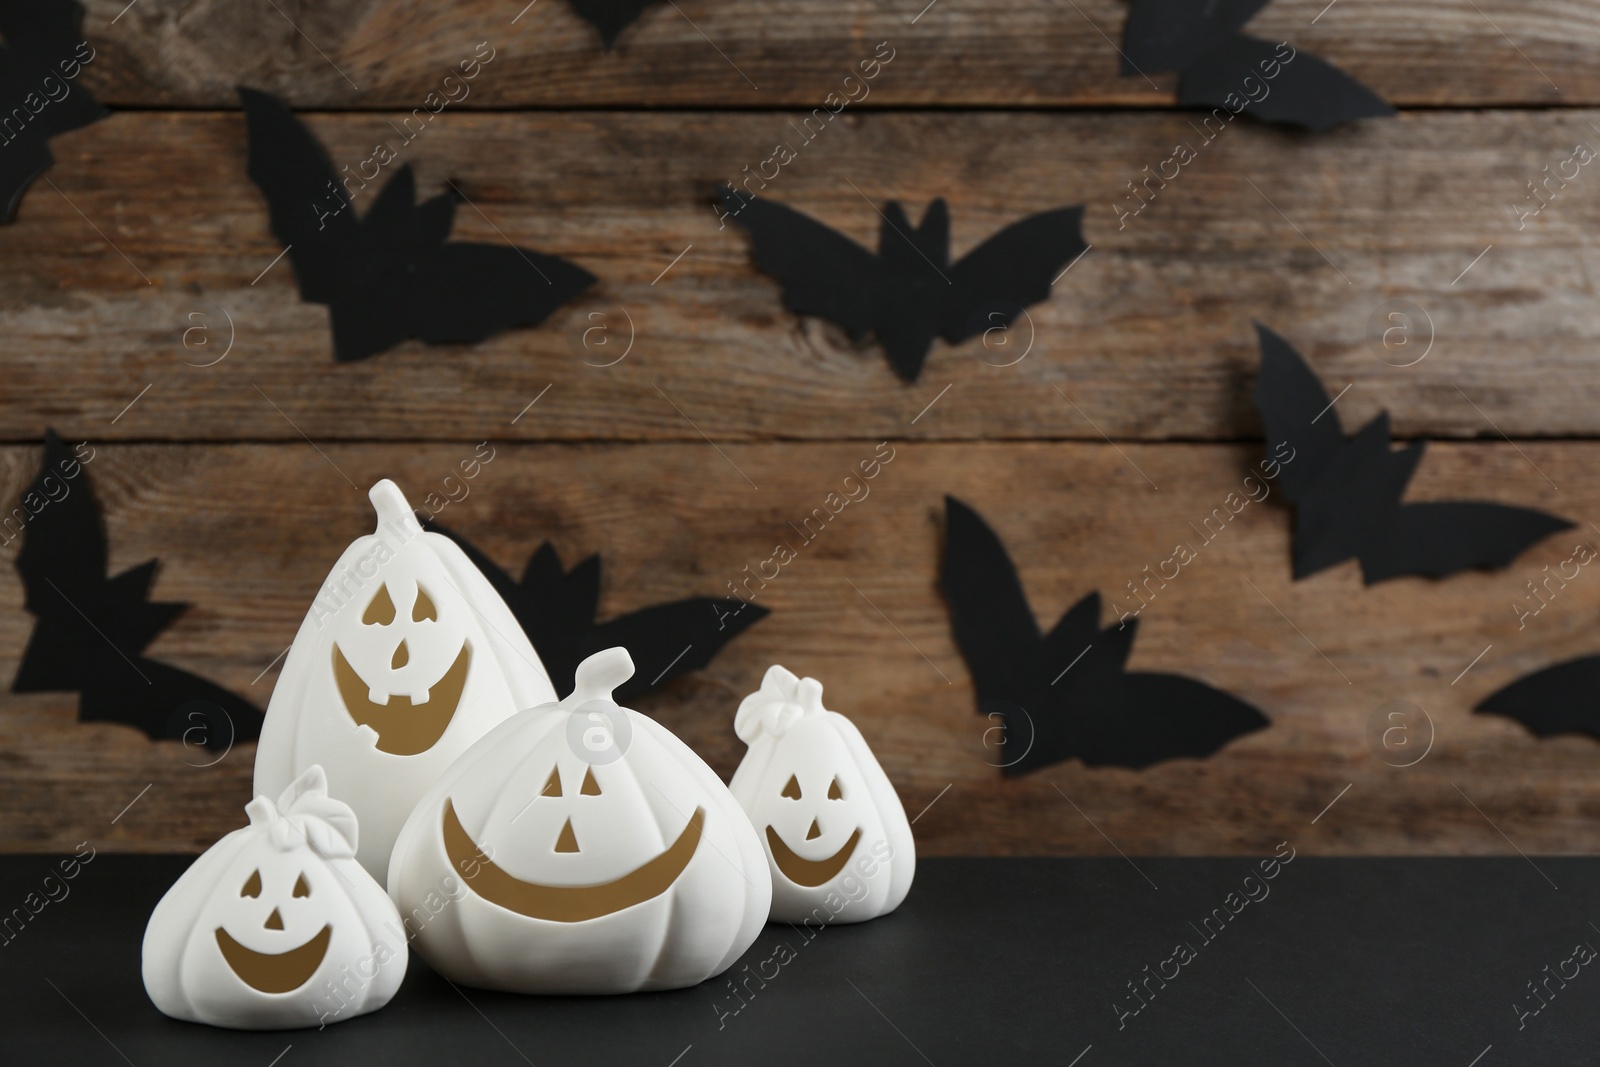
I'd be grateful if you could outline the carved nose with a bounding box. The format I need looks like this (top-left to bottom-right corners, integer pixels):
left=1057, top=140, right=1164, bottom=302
left=555, top=818, right=579, bottom=853
left=806, top=818, right=821, bottom=841
left=391, top=640, right=409, bottom=669
left=264, top=907, right=284, bottom=930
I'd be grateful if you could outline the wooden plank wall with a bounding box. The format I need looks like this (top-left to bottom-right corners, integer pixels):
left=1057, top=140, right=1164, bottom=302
left=3, top=0, right=1599, bottom=856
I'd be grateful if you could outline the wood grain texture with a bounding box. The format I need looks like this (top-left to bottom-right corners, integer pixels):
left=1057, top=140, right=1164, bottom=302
left=78, top=0, right=1594, bottom=108
left=2, top=440, right=1597, bottom=856
left=6, top=109, right=1600, bottom=443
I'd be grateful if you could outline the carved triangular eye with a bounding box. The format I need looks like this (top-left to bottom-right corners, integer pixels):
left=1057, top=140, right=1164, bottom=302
left=541, top=768, right=562, bottom=797
left=554, top=818, right=579, bottom=853
left=413, top=585, right=437, bottom=622
left=581, top=767, right=601, bottom=795
left=828, top=777, right=843, bottom=800
left=293, top=873, right=310, bottom=898
left=363, top=584, right=396, bottom=625
left=241, top=869, right=262, bottom=897
left=781, top=775, right=802, bottom=800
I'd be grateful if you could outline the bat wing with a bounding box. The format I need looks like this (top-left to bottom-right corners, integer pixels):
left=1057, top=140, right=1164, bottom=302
left=1253, top=322, right=1349, bottom=504
left=1181, top=35, right=1393, bottom=133
left=1476, top=656, right=1600, bottom=741
left=0, top=135, right=53, bottom=223
left=239, top=87, right=351, bottom=302
left=1012, top=670, right=1265, bottom=773
left=76, top=657, right=263, bottom=748
left=411, top=241, right=596, bottom=346
left=721, top=186, right=879, bottom=342
left=1360, top=501, right=1573, bottom=583
left=564, top=0, right=663, bottom=49
left=940, top=497, right=1046, bottom=714
left=941, top=206, right=1086, bottom=345
left=1121, top=0, right=1271, bottom=72
left=591, top=598, right=769, bottom=705
left=0, top=2, right=107, bottom=220
left=14, top=430, right=107, bottom=611
left=0, top=0, right=88, bottom=53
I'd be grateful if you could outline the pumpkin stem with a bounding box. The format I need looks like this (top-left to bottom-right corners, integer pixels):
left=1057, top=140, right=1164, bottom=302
left=569, top=647, right=635, bottom=706
left=368, top=479, right=424, bottom=537
left=796, top=676, right=825, bottom=714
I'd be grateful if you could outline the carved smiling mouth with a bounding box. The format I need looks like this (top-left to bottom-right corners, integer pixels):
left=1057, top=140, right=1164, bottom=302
left=215, top=925, right=332, bottom=994
left=441, top=798, right=705, bottom=922
left=332, top=642, right=470, bottom=756
left=765, top=825, right=862, bottom=887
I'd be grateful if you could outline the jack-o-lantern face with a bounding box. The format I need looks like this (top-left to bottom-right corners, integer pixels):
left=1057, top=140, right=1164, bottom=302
left=332, top=580, right=471, bottom=757
left=213, top=866, right=332, bottom=994
left=255, top=480, right=557, bottom=881
left=387, top=647, right=772, bottom=995
left=762, top=770, right=864, bottom=887
left=730, top=665, right=917, bottom=925
left=439, top=761, right=707, bottom=922
left=142, top=766, right=408, bottom=1029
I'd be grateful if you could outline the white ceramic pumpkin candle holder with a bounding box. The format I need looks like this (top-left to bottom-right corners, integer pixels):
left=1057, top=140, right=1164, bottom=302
left=730, top=665, right=915, bottom=924
left=387, top=647, right=771, bottom=994
left=255, top=479, right=557, bottom=879
left=142, top=766, right=406, bottom=1030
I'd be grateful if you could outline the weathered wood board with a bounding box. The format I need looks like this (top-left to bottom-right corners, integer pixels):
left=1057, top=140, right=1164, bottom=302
left=3, top=110, right=1600, bottom=443
left=79, top=0, right=1596, bottom=108
left=2, top=441, right=1597, bottom=856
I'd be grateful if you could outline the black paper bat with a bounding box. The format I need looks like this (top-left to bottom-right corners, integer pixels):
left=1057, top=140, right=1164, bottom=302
left=429, top=525, right=768, bottom=704
left=720, top=185, right=1086, bottom=382
left=1477, top=656, right=1600, bottom=742
left=1121, top=0, right=1393, bottom=132
left=10, top=431, right=263, bottom=750
left=0, top=0, right=106, bottom=221
left=1255, top=323, right=1572, bottom=583
left=239, top=87, right=595, bottom=362
left=939, top=496, right=1267, bottom=773
left=566, top=0, right=663, bottom=49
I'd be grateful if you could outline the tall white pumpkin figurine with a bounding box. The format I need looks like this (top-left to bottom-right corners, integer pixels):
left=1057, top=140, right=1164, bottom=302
left=387, top=647, right=771, bottom=994
left=730, top=665, right=915, bottom=923
left=142, top=766, right=406, bottom=1029
left=255, top=479, right=557, bottom=879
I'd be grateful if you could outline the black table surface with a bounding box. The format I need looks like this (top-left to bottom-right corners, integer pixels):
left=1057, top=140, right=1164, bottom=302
left=1, top=853, right=1596, bottom=1065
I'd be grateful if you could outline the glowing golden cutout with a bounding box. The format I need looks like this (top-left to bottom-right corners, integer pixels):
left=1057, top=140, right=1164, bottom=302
left=581, top=767, right=601, bottom=796
left=441, top=799, right=706, bottom=923
left=413, top=585, right=437, bottom=622
left=240, top=870, right=261, bottom=898
left=215, top=925, right=332, bottom=994
left=293, top=873, right=310, bottom=898
left=781, top=775, right=802, bottom=800
left=828, top=777, right=843, bottom=800
left=542, top=769, right=562, bottom=797
left=264, top=907, right=284, bottom=930
left=554, top=818, right=579, bottom=853
left=363, top=584, right=396, bottom=625
left=391, top=640, right=409, bottom=669
left=332, top=643, right=472, bottom=756
left=766, top=826, right=863, bottom=888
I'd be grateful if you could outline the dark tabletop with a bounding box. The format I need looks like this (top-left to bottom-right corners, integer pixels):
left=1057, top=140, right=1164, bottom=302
left=0, top=853, right=1594, bottom=1066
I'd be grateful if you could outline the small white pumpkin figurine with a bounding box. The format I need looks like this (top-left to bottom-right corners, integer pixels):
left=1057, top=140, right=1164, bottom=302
left=730, top=665, right=915, bottom=924
left=387, top=647, right=771, bottom=994
left=256, top=479, right=557, bottom=879
left=142, top=765, right=406, bottom=1029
